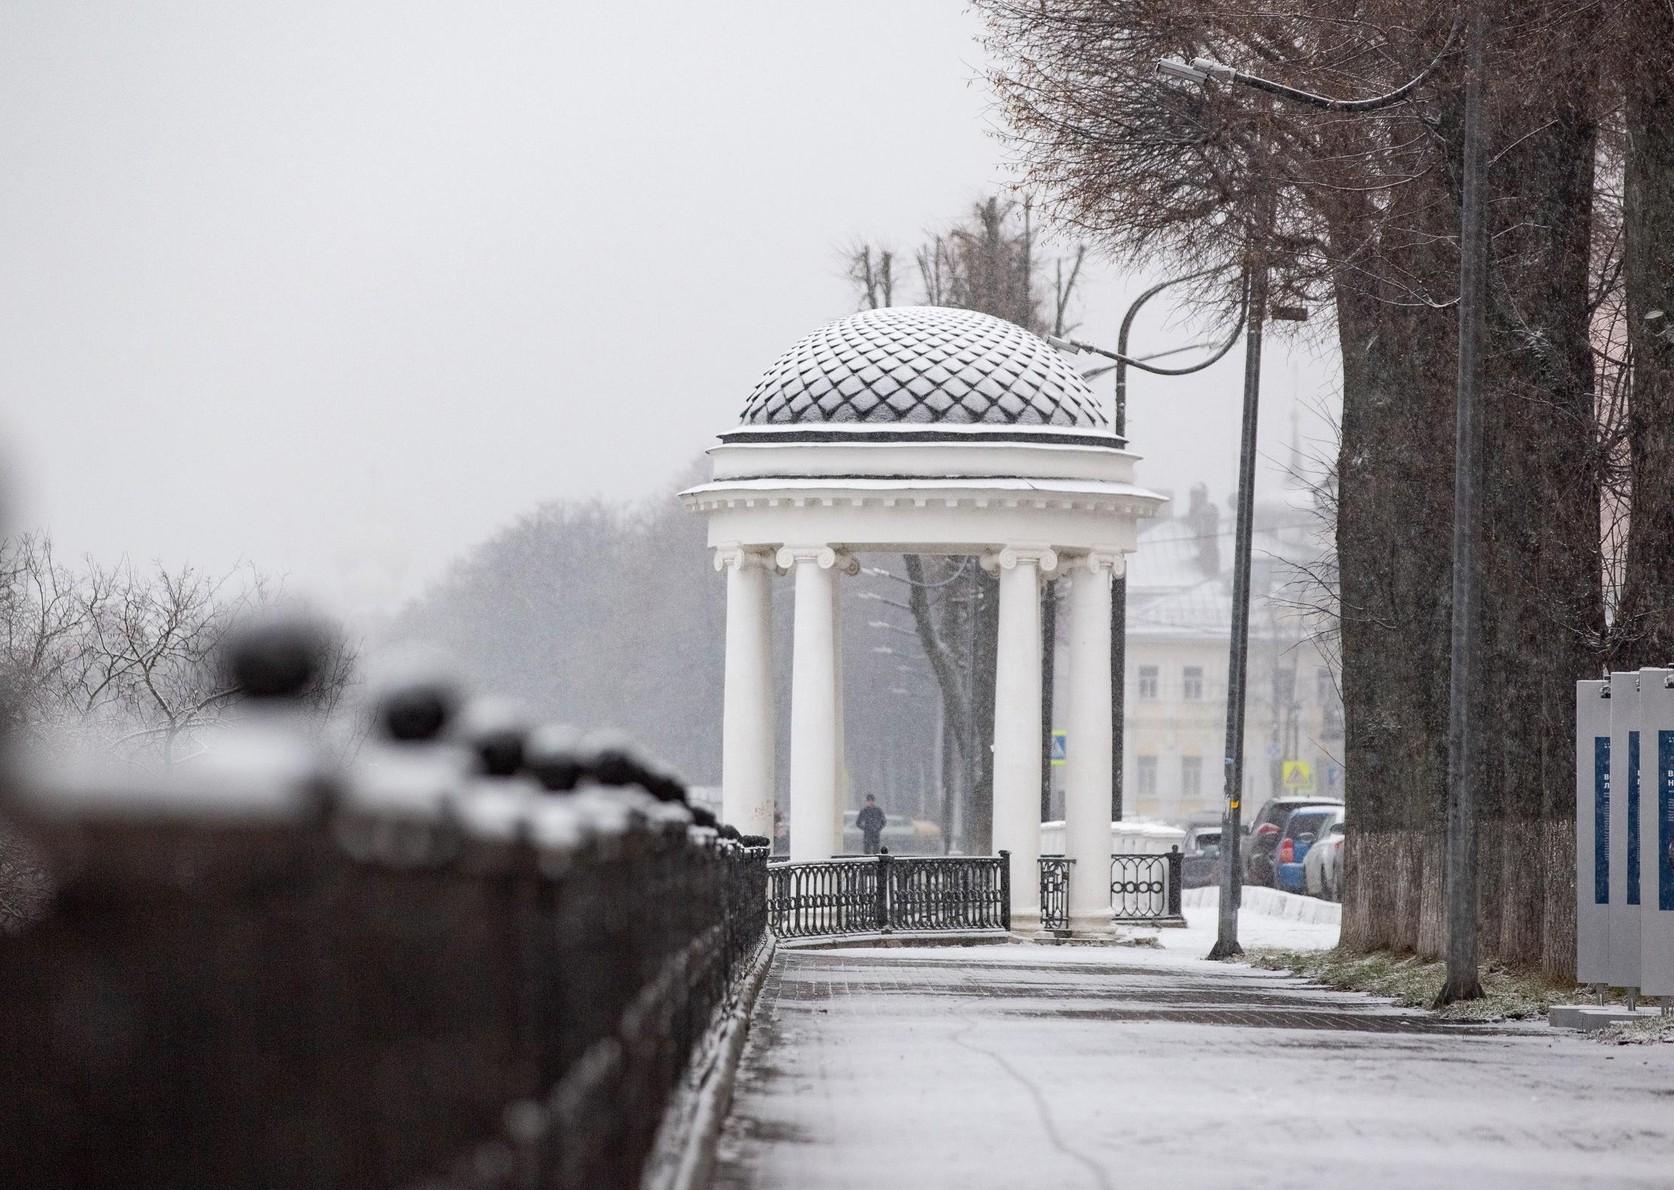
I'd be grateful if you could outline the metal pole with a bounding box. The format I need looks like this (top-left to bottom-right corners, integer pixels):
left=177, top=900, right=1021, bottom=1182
left=1209, top=264, right=1264, bottom=960
left=1439, top=3, right=1487, bottom=1005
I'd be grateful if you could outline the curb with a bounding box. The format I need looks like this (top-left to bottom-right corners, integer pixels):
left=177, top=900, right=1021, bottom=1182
left=777, top=929, right=1013, bottom=951
left=641, top=934, right=778, bottom=1190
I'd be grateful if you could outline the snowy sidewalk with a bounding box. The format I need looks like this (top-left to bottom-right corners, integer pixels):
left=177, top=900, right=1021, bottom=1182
left=714, top=915, right=1673, bottom=1189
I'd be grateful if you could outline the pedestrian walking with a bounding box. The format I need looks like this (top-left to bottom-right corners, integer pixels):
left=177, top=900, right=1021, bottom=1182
left=857, top=795, right=886, bottom=855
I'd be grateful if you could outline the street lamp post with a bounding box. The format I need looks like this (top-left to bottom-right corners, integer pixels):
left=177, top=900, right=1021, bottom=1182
left=1211, top=262, right=1266, bottom=958
left=1107, top=265, right=1238, bottom=829
left=1156, top=10, right=1483, bottom=995
left=1051, top=271, right=1255, bottom=956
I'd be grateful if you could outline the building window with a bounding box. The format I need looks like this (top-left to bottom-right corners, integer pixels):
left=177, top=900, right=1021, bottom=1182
left=1181, top=756, right=1202, bottom=798
left=1137, top=756, right=1158, bottom=799
left=1317, top=667, right=1333, bottom=705
left=1138, top=665, right=1159, bottom=700
left=1182, top=665, right=1204, bottom=701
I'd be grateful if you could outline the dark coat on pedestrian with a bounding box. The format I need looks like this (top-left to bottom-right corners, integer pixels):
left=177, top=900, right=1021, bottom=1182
left=857, top=803, right=886, bottom=851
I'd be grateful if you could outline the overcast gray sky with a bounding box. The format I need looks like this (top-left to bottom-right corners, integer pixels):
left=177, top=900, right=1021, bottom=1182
left=0, top=1, right=1339, bottom=627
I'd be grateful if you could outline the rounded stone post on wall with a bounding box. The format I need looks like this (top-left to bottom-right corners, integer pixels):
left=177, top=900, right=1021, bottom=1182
left=987, top=544, right=1057, bottom=933
left=1064, top=549, right=1121, bottom=937
left=716, top=544, right=777, bottom=841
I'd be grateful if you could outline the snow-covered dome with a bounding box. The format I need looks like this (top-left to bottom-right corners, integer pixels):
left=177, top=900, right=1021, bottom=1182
left=738, top=306, right=1110, bottom=431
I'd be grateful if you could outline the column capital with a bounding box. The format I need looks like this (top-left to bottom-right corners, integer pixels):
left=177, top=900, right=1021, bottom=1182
left=713, top=543, right=780, bottom=574
left=981, top=543, right=1059, bottom=576
left=774, top=545, right=859, bottom=575
left=1059, top=547, right=1125, bottom=578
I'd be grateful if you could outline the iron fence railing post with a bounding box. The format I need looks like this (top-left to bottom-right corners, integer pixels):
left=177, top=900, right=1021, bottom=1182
left=876, top=850, right=893, bottom=933
left=998, top=849, right=1011, bottom=931
left=1167, top=846, right=1183, bottom=919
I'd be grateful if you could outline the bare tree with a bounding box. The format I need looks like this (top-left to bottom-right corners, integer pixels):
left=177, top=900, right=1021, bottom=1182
left=0, top=536, right=357, bottom=765
left=1610, top=0, right=1674, bottom=669
left=978, top=0, right=1615, bottom=976
left=848, top=244, right=895, bottom=311
left=0, top=533, right=104, bottom=740
left=845, top=194, right=1088, bottom=849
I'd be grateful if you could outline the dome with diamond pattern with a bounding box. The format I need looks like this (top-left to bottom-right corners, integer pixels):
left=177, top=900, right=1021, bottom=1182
left=738, top=306, right=1110, bottom=431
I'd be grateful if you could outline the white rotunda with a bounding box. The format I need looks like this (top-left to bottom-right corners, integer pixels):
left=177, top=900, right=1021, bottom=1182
left=682, top=305, right=1165, bottom=934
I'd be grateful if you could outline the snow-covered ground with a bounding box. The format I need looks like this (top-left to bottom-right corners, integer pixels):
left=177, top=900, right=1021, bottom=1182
left=716, top=898, right=1672, bottom=1190
left=1158, top=885, right=1341, bottom=954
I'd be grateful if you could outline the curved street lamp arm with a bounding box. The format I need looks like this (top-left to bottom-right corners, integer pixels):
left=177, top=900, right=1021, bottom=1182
left=1165, top=15, right=1461, bottom=113
left=1116, top=264, right=1233, bottom=434
left=1051, top=266, right=1252, bottom=394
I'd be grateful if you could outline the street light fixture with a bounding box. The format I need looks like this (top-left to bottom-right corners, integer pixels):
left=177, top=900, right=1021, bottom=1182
left=1155, top=17, right=1459, bottom=112
left=1155, top=57, right=1213, bottom=85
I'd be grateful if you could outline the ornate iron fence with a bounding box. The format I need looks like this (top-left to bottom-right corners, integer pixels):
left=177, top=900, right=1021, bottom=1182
left=1039, top=855, right=1073, bottom=930
left=766, top=856, right=882, bottom=938
left=1111, top=853, right=1170, bottom=920
left=767, top=851, right=1010, bottom=938
left=0, top=623, right=773, bottom=1190
left=1037, top=848, right=1186, bottom=929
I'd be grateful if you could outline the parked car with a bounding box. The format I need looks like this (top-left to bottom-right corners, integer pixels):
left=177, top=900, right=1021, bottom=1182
left=1180, top=814, right=1224, bottom=888
left=1244, top=795, right=1343, bottom=886
left=1272, top=805, right=1340, bottom=893
left=1303, top=809, right=1346, bottom=900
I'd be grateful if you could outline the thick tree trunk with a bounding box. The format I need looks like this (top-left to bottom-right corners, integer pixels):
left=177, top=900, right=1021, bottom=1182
left=903, top=555, right=998, bottom=854
left=1616, top=6, right=1674, bottom=669
left=1328, top=33, right=1601, bottom=975
left=1476, top=87, right=1601, bottom=977
left=1331, top=189, right=1457, bottom=957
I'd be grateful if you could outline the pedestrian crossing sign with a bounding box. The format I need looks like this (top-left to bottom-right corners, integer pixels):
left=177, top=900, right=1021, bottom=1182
left=1051, top=730, right=1067, bottom=766
left=1282, top=760, right=1314, bottom=791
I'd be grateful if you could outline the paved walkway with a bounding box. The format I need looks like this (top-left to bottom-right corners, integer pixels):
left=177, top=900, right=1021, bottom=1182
left=714, top=935, right=1674, bottom=1189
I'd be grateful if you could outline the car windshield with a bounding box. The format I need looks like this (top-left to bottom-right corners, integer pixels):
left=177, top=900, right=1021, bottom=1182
left=1284, top=811, right=1332, bottom=840
left=1259, top=800, right=1338, bottom=827
left=1193, top=830, right=1221, bottom=855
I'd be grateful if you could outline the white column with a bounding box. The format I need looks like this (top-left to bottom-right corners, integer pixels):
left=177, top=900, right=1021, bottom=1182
left=716, top=545, right=776, bottom=840
left=778, top=546, right=847, bottom=861
left=1065, top=549, right=1121, bottom=936
left=833, top=577, right=847, bottom=843
left=833, top=551, right=857, bottom=840
left=987, top=544, right=1057, bottom=932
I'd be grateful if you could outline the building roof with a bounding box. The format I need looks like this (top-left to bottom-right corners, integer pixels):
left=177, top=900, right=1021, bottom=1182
left=1126, top=505, right=1329, bottom=642
left=738, top=306, right=1111, bottom=431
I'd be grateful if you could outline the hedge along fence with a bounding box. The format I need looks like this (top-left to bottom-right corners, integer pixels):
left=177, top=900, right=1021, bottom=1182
left=0, top=621, right=771, bottom=1190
